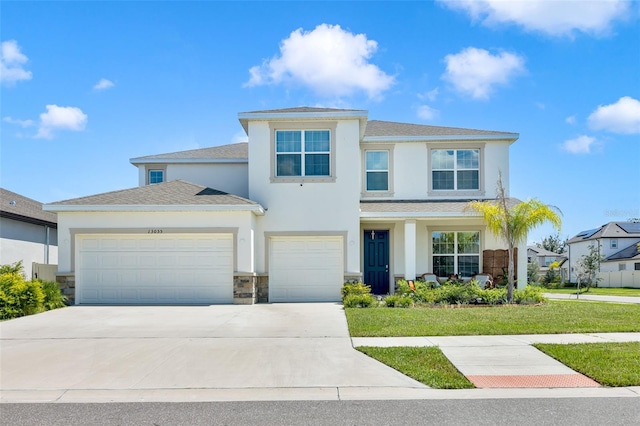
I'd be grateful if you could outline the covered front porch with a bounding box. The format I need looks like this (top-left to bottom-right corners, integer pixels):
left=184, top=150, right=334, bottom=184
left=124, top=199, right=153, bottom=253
left=359, top=200, right=527, bottom=295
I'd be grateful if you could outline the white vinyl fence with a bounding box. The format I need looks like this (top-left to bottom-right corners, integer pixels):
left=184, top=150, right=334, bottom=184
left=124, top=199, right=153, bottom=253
left=597, top=270, right=640, bottom=288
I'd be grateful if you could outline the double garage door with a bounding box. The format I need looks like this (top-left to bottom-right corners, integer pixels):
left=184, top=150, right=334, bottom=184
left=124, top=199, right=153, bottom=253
left=269, top=236, right=344, bottom=302
left=77, top=233, right=233, bottom=304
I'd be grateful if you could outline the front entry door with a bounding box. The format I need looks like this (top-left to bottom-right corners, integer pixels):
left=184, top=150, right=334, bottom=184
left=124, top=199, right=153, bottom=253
left=363, top=230, right=389, bottom=294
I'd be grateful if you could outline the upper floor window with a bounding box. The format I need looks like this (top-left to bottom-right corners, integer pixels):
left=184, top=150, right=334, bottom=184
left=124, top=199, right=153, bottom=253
left=431, top=149, right=479, bottom=191
left=610, top=239, right=618, bottom=249
left=276, top=130, right=330, bottom=177
left=365, top=151, right=389, bottom=191
left=148, top=170, right=164, bottom=184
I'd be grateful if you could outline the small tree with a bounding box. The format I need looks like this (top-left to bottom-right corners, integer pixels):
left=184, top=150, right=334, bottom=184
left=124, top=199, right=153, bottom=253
left=527, top=261, right=540, bottom=284
left=466, top=173, right=562, bottom=302
left=537, top=233, right=567, bottom=254
left=577, top=244, right=605, bottom=292
left=543, top=261, right=562, bottom=288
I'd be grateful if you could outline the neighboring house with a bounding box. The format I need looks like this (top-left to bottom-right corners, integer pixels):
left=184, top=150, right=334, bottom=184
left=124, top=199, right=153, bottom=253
left=0, top=188, right=58, bottom=279
left=45, top=107, right=527, bottom=305
left=527, top=245, right=568, bottom=281
left=567, top=222, right=640, bottom=283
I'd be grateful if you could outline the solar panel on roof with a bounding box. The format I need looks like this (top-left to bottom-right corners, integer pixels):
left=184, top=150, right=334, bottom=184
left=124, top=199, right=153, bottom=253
left=618, top=222, right=640, bottom=234
left=576, top=228, right=600, bottom=238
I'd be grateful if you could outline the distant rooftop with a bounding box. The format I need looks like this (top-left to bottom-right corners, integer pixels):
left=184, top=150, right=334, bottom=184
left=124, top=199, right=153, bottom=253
left=0, top=188, right=57, bottom=226
left=568, top=222, right=640, bottom=244
left=131, top=143, right=247, bottom=163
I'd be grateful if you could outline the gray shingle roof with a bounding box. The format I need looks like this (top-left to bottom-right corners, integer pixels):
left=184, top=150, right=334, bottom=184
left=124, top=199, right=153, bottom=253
left=364, top=120, right=515, bottom=138
left=568, top=222, right=640, bottom=244
left=46, top=180, right=258, bottom=207
left=0, top=188, right=57, bottom=226
left=360, top=198, right=521, bottom=215
left=527, top=246, right=566, bottom=257
left=131, top=143, right=247, bottom=162
left=241, top=107, right=366, bottom=114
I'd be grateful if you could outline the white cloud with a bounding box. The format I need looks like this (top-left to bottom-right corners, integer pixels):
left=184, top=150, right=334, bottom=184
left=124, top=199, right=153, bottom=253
left=93, top=78, right=114, bottom=91
left=244, top=24, right=394, bottom=99
left=417, top=105, right=439, bottom=121
left=442, top=47, right=525, bottom=99
left=587, top=96, right=640, bottom=134
left=35, top=105, right=88, bottom=139
left=438, top=0, right=630, bottom=37
left=3, top=116, right=35, bottom=128
left=231, top=130, right=248, bottom=144
left=418, top=88, right=439, bottom=102
left=565, top=115, right=577, bottom=125
left=562, top=135, right=597, bottom=154
left=1, top=40, right=32, bottom=85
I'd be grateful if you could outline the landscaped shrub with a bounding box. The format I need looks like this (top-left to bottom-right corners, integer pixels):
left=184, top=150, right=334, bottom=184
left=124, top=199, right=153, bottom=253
left=476, top=287, right=508, bottom=305
left=384, top=294, right=413, bottom=308
left=40, top=280, right=67, bottom=310
left=435, top=281, right=482, bottom=305
left=343, top=293, right=376, bottom=308
left=513, top=285, right=547, bottom=305
left=0, top=272, right=45, bottom=319
left=342, top=282, right=372, bottom=298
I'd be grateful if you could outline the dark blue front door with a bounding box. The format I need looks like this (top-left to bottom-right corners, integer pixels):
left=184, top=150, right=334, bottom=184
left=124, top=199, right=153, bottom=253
left=364, top=230, right=389, bottom=294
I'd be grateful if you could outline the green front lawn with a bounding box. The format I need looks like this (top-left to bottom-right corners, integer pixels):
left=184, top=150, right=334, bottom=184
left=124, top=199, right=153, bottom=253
left=346, top=301, right=640, bottom=337
left=543, top=287, right=640, bottom=297
left=357, top=346, right=474, bottom=389
left=535, top=342, right=640, bottom=387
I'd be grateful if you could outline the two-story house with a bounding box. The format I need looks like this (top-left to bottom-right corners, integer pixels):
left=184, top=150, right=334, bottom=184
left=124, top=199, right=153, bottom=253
left=567, top=222, right=640, bottom=284
left=45, top=107, right=526, bottom=305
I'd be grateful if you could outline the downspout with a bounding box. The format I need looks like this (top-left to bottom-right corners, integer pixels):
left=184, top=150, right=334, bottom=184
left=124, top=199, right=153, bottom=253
left=45, top=225, right=50, bottom=264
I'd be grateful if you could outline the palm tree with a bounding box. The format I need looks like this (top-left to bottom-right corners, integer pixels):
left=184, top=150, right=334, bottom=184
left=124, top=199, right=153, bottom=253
left=466, top=174, right=561, bottom=302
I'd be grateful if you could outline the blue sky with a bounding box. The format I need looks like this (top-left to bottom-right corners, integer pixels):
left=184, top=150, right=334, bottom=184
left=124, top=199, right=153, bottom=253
left=1, top=0, right=639, bottom=244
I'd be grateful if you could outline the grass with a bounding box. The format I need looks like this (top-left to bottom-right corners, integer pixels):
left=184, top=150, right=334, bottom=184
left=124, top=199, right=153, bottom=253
left=357, top=346, right=474, bottom=389
left=346, top=301, right=640, bottom=337
left=535, top=342, right=640, bottom=387
left=543, top=287, right=640, bottom=297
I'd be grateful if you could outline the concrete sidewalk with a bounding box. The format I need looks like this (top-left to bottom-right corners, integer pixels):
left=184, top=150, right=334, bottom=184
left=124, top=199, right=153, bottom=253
left=352, top=333, right=640, bottom=389
left=543, top=293, right=640, bottom=304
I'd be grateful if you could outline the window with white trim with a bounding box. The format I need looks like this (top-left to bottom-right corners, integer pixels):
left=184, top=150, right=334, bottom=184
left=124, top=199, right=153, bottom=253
left=432, top=231, right=480, bottom=277
left=365, top=150, right=389, bottom=191
left=619, top=263, right=626, bottom=271
left=610, top=239, right=618, bottom=249
left=148, top=170, right=164, bottom=184
left=275, top=130, right=330, bottom=177
left=431, top=149, right=479, bottom=191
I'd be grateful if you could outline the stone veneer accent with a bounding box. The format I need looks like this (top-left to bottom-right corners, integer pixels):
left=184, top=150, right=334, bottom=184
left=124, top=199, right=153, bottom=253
left=256, top=274, right=269, bottom=303
left=233, top=273, right=257, bottom=305
left=56, top=273, right=76, bottom=305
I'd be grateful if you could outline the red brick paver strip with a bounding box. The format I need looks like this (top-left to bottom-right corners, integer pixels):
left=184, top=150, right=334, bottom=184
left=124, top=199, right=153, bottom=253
left=467, top=374, right=600, bottom=388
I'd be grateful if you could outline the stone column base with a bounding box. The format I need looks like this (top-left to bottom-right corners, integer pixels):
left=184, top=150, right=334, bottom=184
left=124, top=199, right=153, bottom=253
left=56, top=273, right=76, bottom=305
left=233, top=273, right=257, bottom=305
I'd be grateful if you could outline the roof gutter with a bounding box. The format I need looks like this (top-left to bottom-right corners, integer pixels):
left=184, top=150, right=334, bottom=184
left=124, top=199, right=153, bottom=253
left=130, top=158, right=248, bottom=165
left=43, top=204, right=266, bottom=216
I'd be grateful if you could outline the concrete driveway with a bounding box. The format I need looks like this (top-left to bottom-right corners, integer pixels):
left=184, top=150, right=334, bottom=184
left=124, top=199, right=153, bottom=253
left=0, top=304, right=424, bottom=402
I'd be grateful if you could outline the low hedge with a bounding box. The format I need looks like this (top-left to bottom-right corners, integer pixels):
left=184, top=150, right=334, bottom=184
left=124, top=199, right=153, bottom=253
left=0, top=272, right=67, bottom=320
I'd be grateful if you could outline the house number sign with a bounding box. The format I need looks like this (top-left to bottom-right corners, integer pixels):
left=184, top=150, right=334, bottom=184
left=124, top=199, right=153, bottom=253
left=148, top=229, right=163, bottom=234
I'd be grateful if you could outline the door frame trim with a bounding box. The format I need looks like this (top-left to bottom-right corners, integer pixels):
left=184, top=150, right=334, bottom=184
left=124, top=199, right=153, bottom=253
left=362, top=227, right=393, bottom=294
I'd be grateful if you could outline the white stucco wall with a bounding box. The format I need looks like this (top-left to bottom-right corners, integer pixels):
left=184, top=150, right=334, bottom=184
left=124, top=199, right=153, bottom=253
left=248, top=119, right=362, bottom=274
left=136, top=164, right=249, bottom=198
left=55, top=210, right=256, bottom=274
left=0, top=217, right=58, bottom=279
left=568, top=238, right=640, bottom=282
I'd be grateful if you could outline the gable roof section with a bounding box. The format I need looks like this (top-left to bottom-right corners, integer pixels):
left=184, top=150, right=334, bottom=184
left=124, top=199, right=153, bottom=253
left=130, top=143, right=248, bottom=164
left=526, top=245, right=566, bottom=257
left=44, top=180, right=264, bottom=214
left=0, top=188, right=57, bottom=227
left=360, top=198, right=521, bottom=218
left=605, top=242, right=640, bottom=262
left=364, top=120, right=518, bottom=142
left=238, top=106, right=369, bottom=134
left=568, top=222, right=640, bottom=244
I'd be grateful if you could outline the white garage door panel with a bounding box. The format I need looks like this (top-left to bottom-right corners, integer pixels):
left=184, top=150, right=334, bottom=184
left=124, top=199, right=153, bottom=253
left=78, top=234, right=233, bottom=304
left=269, top=237, right=343, bottom=302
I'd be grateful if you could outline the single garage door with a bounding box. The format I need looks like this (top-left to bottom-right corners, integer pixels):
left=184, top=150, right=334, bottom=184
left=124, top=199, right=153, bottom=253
left=77, top=233, right=233, bottom=304
left=269, top=236, right=343, bottom=302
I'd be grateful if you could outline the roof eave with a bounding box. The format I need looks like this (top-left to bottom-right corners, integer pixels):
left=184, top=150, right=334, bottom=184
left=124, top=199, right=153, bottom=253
left=130, top=158, right=248, bottom=165
left=44, top=204, right=265, bottom=215
left=360, top=211, right=480, bottom=219
left=238, top=110, right=369, bottom=134
left=362, top=134, right=519, bottom=143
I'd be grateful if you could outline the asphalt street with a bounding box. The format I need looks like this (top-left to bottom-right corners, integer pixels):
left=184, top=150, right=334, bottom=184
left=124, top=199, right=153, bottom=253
left=2, top=398, right=639, bottom=426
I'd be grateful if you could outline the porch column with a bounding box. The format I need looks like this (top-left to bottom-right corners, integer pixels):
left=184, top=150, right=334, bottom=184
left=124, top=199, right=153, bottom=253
left=404, top=220, right=416, bottom=280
